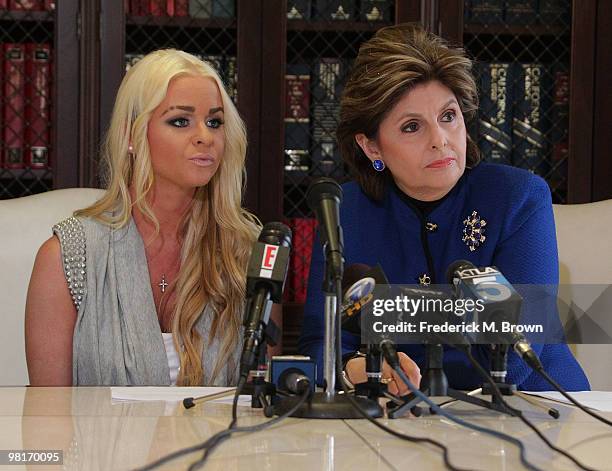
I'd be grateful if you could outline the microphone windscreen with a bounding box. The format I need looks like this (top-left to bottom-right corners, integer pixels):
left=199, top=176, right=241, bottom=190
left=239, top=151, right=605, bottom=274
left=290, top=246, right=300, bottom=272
left=258, top=221, right=292, bottom=247
left=445, top=259, right=475, bottom=284
left=306, top=177, right=342, bottom=212
left=342, top=263, right=372, bottom=296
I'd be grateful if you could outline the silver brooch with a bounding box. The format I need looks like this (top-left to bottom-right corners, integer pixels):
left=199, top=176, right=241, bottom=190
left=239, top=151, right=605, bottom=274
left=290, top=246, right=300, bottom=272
left=462, top=210, right=487, bottom=251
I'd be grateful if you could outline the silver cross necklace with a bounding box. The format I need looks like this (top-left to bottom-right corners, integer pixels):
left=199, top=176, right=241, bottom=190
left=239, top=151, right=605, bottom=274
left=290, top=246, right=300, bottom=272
left=159, top=274, right=169, bottom=293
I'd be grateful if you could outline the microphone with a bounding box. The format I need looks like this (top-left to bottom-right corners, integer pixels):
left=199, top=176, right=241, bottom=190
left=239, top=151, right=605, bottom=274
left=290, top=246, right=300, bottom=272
left=277, top=368, right=312, bottom=395
left=446, top=260, right=541, bottom=368
left=338, top=263, right=402, bottom=366
left=446, top=260, right=523, bottom=337
left=306, top=178, right=344, bottom=282
left=340, top=263, right=387, bottom=335
left=240, top=222, right=292, bottom=378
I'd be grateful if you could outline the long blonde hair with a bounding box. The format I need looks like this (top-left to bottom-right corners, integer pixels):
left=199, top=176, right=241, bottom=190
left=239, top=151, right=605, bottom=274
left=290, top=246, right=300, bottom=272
left=76, top=49, right=260, bottom=385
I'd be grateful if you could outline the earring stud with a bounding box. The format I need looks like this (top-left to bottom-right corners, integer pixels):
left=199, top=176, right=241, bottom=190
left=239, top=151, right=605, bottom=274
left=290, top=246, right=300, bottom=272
left=372, top=159, right=385, bottom=172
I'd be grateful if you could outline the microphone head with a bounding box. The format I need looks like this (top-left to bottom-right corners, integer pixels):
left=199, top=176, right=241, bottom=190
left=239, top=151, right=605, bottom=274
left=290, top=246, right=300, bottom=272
left=445, top=259, right=476, bottom=284
left=306, top=177, right=343, bottom=212
left=258, top=221, right=292, bottom=248
left=342, top=263, right=372, bottom=297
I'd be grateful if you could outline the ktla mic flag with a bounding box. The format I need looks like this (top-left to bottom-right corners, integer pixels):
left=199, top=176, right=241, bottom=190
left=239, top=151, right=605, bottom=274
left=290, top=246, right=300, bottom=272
left=360, top=284, right=612, bottom=346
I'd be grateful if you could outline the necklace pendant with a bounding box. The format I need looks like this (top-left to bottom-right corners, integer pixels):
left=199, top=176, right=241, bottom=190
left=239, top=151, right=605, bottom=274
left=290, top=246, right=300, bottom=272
left=159, top=274, right=169, bottom=293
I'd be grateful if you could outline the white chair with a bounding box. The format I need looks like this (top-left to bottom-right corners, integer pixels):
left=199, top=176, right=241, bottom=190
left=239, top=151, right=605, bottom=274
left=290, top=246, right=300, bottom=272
left=0, top=188, right=105, bottom=386
left=553, top=199, right=612, bottom=390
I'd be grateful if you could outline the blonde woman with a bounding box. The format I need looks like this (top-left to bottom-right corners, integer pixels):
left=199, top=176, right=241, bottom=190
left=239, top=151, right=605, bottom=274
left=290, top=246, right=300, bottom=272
left=25, top=49, right=264, bottom=386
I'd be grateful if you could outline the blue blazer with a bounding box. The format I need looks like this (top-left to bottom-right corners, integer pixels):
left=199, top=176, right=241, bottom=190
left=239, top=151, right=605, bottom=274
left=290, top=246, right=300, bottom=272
left=299, top=163, right=590, bottom=391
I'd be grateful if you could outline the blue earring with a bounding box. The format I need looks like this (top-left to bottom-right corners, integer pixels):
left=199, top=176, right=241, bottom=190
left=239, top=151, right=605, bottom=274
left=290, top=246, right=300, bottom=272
left=372, top=159, right=385, bottom=172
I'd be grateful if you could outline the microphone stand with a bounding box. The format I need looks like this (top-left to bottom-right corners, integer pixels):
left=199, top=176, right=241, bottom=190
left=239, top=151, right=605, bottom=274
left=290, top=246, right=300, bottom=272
left=386, top=343, right=518, bottom=418
left=481, top=343, right=559, bottom=418
left=242, top=321, right=278, bottom=414
left=387, top=342, right=559, bottom=419
left=482, top=344, right=516, bottom=398
left=354, top=344, right=387, bottom=401
left=273, top=256, right=382, bottom=418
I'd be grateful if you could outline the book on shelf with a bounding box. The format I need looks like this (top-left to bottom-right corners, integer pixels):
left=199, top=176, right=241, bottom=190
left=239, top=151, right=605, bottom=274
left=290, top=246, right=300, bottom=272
left=475, top=61, right=513, bottom=165
left=174, top=0, right=189, bottom=16
left=224, top=55, right=237, bottom=103
left=467, top=0, right=504, bottom=24
left=504, top=0, right=537, bottom=25
left=549, top=63, right=569, bottom=173
left=512, top=62, right=550, bottom=175
left=315, top=0, right=354, bottom=21
left=188, top=0, right=234, bottom=18
left=284, top=218, right=317, bottom=304
left=188, top=0, right=211, bottom=18
left=149, top=0, right=165, bottom=16
left=285, top=63, right=311, bottom=173
left=165, top=0, right=189, bottom=16
left=3, top=43, right=26, bottom=169
left=129, top=0, right=149, bottom=15
left=8, top=0, right=42, bottom=10
left=25, top=43, right=51, bottom=169
left=212, top=0, right=234, bottom=18
left=287, top=0, right=311, bottom=20
left=360, top=0, right=392, bottom=22
left=311, top=57, right=345, bottom=178
left=539, top=0, right=570, bottom=26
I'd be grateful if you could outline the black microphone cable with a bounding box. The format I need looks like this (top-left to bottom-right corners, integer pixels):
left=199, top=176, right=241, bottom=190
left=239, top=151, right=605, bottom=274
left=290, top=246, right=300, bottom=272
left=385, top=347, right=544, bottom=471
left=134, top=375, right=246, bottom=471
left=509, top=338, right=612, bottom=429
left=531, top=363, right=612, bottom=428
left=463, top=347, right=600, bottom=471
left=134, top=374, right=309, bottom=471
left=186, top=386, right=311, bottom=471
left=331, top=281, right=474, bottom=471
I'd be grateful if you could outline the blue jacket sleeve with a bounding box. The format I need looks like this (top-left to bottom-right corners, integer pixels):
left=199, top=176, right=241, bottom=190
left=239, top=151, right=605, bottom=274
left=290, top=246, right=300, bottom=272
left=490, top=175, right=556, bottom=386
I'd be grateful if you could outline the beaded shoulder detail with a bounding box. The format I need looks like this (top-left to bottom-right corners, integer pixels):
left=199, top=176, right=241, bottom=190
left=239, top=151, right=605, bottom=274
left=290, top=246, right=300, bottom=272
left=52, top=217, right=86, bottom=311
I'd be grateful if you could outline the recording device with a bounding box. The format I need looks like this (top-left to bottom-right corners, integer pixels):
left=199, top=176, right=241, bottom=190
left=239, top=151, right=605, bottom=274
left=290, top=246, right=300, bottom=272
left=341, top=263, right=387, bottom=335
left=240, top=222, right=292, bottom=378
left=338, top=263, right=404, bottom=374
left=306, top=178, right=344, bottom=282
left=446, top=260, right=541, bottom=375
left=446, top=260, right=523, bottom=343
left=270, top=356, right=316, bottom=395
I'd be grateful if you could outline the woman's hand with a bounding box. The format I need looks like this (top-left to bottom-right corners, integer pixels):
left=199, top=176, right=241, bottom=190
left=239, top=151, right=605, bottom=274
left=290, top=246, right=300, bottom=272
left=345, top=352, right=421, bottom=396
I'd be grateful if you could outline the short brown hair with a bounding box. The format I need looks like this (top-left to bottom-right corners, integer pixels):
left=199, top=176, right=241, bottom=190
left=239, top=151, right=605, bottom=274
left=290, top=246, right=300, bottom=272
left=337, top=23, right=480, bottom=201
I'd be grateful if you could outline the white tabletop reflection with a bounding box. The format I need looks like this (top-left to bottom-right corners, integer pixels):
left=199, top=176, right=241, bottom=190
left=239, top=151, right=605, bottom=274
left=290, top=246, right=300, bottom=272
left=0, top=387, right=610, bottom=470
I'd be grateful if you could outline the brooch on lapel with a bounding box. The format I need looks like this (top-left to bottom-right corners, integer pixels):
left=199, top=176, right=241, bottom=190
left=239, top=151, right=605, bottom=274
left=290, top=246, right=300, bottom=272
left=462, top=210, right=487, bottom=251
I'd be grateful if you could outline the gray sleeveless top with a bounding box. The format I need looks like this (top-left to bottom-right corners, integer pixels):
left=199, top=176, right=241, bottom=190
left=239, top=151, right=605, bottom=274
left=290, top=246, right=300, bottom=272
left=53, top=215, right=241, bottom=386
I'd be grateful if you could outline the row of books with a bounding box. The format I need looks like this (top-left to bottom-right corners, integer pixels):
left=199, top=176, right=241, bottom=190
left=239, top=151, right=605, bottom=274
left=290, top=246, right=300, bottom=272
left=126, top=0, right=235, bottom=18
left=287, top=0, right=393, bottom=22
left=0, top=0, right=54, bottom=11
left=125, top=52, right=238, bottom=103
left=475, top=61, right=569, bottom=173
left=0, top=43, right=51, bottom=170
left=283, top=218, right=317, bottom=304
left=284, top=59, right=349, bottom=178
left=125, top=0, right=393, bottom=21
left=465, top=0, right=569, bottom=25
left=284, top=58, right=569, bottom=178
